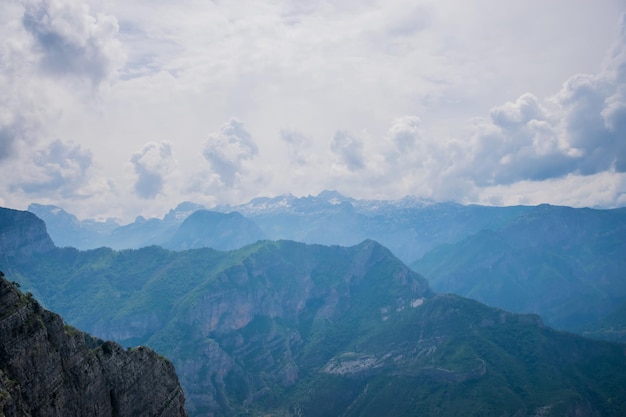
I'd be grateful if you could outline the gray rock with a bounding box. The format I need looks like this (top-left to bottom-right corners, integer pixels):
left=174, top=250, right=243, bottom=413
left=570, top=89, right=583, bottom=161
left=0, top=275, right=188, bottom=417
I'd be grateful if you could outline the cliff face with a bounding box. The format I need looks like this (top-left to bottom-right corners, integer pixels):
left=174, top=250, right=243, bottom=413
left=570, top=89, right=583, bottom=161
left=0, top=275, right=188, bottom=417
left=0, top=208, right=55, bottom=258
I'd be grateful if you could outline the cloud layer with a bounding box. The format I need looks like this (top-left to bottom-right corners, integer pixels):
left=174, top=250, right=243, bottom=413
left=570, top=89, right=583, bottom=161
left=0, top=0, right=625, bottom=220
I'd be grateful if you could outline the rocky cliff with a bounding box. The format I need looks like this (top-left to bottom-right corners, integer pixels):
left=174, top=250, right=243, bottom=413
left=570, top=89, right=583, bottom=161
left=0, top=273, right=188, bottom=417
left=0, top=208, right=55, bottom=258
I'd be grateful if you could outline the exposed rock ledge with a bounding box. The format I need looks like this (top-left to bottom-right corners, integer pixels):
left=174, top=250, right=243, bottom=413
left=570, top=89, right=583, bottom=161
left=324, top=351, right=487, bottom=383
left=0, top=275, right=188, bottom=417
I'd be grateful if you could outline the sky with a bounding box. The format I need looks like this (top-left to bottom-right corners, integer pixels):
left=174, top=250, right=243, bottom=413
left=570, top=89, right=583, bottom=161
left=1, top=0, right=626, bottom=222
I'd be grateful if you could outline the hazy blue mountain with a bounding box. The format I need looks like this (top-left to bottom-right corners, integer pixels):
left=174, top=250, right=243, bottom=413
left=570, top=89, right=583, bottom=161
left=218, top=190, right=533, bottom=263
left=0, top=207, right=55, bottom=257
left=412, top=204, right=626, bottom=331
left=30, top=192, right=534, bottom=262
left=580, top=301, right=626, bottom=343
left=28, top=203, right=119, bottom=249
left=23, top=195, right=626, bottom=334
left=3, top=207, right=626, bottom=416
left=164, top=210, right=266, bottom=251
left=107, top=201, right=207, bottom=249
left=28, top=201, right=205, bottom=250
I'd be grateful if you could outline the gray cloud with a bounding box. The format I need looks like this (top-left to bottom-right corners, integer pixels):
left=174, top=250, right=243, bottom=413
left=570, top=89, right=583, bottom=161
left=554, top=15, right=626, bottom=175
left=0, top=122, right=20, bottom=162
left=331, top=130, right=365, bottom=171
left=457, top=93, right=575, bottom=186
left=0, top=97, right=40, bottom=163
left=386, top=116, right=421, bottom=155
left=489, top=93, right=547, bottom=128
left=280, top=129, right=311, bottom=166
left=130, top=141, right=174, bottom=199
left=22, top=0, right=123, bottom=84
left=18, top=139, right=93, bottom=197
left=203, top=119, right=258, bottom=187
left=451, top=14, right=626, bottom=189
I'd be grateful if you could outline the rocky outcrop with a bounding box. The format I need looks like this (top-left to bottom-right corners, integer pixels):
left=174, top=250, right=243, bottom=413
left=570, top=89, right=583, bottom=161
left=0, top=275, right=187, bottom=417
left=0, top=208, right=55, bottom=258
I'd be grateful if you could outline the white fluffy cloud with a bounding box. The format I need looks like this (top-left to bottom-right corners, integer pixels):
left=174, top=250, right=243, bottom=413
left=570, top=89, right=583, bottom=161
left=130, top=141, right=175, bottom=199
left=1, top=0, right=626, bottom=220
left=0, top=0, right=122, bottom=212
left=202, top=119, right=258, bottom=188
left=303, top=11, right=626, bottom=204
left=331, top=130, right=365, bottom=171
left=460, top=16, right=626, bottom=188
left=13, top=139, right=94, bottom=198
left=450, top=93, right=574, bottom=186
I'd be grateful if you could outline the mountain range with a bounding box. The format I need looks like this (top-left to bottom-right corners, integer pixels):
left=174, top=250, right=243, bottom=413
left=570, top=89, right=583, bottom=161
left=28, top=191, right=530, bottom=263
left=411, top=204, right=626, bottom=333
left=2, top=206, right=626, bottom=416
left=27, top=192, right=626, bottom=338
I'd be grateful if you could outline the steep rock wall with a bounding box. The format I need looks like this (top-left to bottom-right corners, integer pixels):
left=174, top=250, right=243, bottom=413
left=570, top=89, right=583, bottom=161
left=0, top=276, right=188, bottom=417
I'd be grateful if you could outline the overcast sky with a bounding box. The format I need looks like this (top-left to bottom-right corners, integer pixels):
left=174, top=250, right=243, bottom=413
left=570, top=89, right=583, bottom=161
left=1, top=0, right=626, bottom=222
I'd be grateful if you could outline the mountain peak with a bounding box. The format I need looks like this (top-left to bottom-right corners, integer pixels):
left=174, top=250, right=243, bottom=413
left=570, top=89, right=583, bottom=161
left=163, top=201, right=206, bottom=223
left=317, top=189, right=349, bottom=202
left=164, top=209, right=265, bottom=250
left=0, top=207, right=55, bottom=256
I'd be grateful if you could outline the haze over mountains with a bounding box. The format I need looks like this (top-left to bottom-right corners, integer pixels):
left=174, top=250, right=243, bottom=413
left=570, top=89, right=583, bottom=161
left=28, top=191, right=626, bottom=337
left=29, top=190, right=531, bottom=262
left=2, top=202, right=626, bottom=416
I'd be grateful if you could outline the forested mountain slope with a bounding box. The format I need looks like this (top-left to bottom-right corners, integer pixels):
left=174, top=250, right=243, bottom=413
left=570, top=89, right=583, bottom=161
left=3, top=207, right=626, bottom=416
left=412, top=205, right=626, bottom=332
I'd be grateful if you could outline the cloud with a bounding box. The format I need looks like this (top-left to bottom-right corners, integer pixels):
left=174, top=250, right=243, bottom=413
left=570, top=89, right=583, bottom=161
left=21, top=0, right=124, bottom=84
left=0, top=0, right=124, bottom=164
left=130, top=141, right=175, bottom=199
left=17, top=139, right=93, bottom=197
left=383, top=115, right=425, bottom=160
left=0, top=117, right=25, bottom=162
left=551, top=17, right=626, bottom=175
left=451, top=93, right=575, bottom=186
left=0, top=3, right=40, bottom=162
left=202, top=118, right=258, bottom=187
left=331, top=130, right=365, bottom=171
left=280, top=129, right=312, bottom=166
left=441, top=13, right=626, bottom=190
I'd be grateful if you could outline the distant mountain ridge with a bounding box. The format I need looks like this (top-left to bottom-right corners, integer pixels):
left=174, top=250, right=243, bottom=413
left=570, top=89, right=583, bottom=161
left=164, top=210, right=266, bottom=251
left=30, top=191, right=532, bottom=262
left=23, top=194, right=626, bottom=337
left=3, top=207, right=626, bottom=416
left=412, top=204, right=626, bottom=332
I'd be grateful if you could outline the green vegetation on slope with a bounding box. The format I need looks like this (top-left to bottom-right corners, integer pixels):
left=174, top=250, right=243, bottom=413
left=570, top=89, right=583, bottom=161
left=412, top=205, right=626, bottom=332
left=3, top=207, right=626, bottom=417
